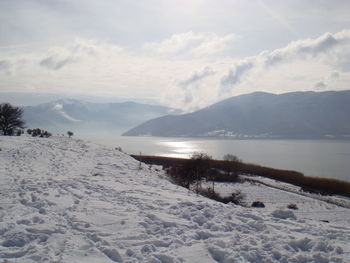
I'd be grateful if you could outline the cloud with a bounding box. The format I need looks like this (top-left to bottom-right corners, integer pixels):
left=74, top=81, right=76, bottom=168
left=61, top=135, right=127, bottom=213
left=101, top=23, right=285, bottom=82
left=178, top=66, right=215, bottom=87
left=40, top=56, right=73, bottom=70
left=219, top=60, right=254, bottom=94
left=314, top=81, right=327, bottom=90
left=143, top=31, right=238, bottom=58
left=263, top=30, right=350, bottom=66
left=2, top=30, right=350, bottom=112
left=0, top=60, right=11, bottom=72
left=175, top=67, right=216, bottom=109
left=329, top=71, right=340, bottom=80
left=39, top=44, right=81, bottom=71
left=314, top=71, right=341, bottom=90
left=219, top=30, right=350, bottom=96
left=38, top=39, right=116, bottom=70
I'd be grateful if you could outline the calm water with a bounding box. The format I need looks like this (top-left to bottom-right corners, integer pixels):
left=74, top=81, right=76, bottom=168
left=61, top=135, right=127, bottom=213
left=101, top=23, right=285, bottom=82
left=82, top=135, right=350, bottom=182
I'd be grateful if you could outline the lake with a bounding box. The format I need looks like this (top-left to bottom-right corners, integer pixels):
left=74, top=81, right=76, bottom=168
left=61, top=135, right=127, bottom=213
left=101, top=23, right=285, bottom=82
left=82, top=135, right=350, bottom=182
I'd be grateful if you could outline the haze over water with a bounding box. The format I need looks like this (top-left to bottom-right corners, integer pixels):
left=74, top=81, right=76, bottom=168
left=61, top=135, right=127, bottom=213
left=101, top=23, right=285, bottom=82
left=83, top=135, right=350, bottom=182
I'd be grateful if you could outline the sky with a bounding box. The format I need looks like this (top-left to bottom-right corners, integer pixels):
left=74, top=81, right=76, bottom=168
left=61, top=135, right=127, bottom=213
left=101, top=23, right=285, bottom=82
left=0, top=0, right=350, bottom=110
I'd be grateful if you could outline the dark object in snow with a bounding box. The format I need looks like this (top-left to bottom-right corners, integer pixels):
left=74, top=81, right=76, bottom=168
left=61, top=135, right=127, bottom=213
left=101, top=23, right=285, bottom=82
left=251, top=201, right=265, bottom=208
left=0, top=103, right=25, bottom=136
left=287, top=203, right=298, bottom=210
left=28, top=128, right=52, bottom=138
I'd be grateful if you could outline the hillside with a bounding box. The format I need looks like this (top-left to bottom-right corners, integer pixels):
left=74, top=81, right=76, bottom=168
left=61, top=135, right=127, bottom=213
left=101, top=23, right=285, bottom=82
left=0, top=136, right=349, bottom=262
left=123, top=90, right=350, bottom=138
left=22, top=99, right=178, bottom=135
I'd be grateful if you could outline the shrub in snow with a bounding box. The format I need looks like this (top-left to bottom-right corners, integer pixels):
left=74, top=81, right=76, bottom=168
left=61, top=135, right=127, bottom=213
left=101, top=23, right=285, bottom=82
left=251, top=201, right=265, bottom=208
left=199, top=187, right=223, bottom=200
left=30, top=128, right=52, bottom=138
left=15, top=129, right=23, bottom=136
left=115, top=147, right=123, bottom=152
left=222, top=191, right=245, bottom=205
left=167, top=152, right=212, bottom=190
left=287, top=203, right=298, bottom=210
left=223, top=153, right=242, bottom=176
left=199, top=188, right=245, bottom=205
left=41, top=131, right=52, bottom=138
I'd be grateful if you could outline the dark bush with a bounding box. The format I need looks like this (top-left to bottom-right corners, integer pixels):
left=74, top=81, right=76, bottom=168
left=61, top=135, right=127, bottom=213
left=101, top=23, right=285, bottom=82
left=223, top=154, right=242, bottom=176
left=209, top=172, right=241, bottom=183
left=167, top=152, right=212, bottom=191
left=0, top=103, right=25, bottom=135
left=199, top=188, right=245, bottom=205
left=251, top=201, right=265, bottom=208
left=115, top=147, right=123, bottom=152
left=220, top=190, right=245, bottom=205
left=199, top=187, right=223, bottom=200
left=15, top=129, right=23, bottom=136
left=287, top=203, right=298, bottom=210
left=30, top=128, right=52, bottom=138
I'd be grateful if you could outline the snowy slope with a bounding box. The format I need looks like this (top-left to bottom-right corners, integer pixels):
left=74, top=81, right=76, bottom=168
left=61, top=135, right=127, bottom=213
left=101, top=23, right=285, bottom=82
left=0, top=136, right=349, bottom=263
left=207, top=180, right=350, bottom=225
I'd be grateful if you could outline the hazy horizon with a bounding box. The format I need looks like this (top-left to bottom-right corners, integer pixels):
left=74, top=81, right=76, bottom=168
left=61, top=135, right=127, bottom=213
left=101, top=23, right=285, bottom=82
left=1, top=1, right=350, bottom=111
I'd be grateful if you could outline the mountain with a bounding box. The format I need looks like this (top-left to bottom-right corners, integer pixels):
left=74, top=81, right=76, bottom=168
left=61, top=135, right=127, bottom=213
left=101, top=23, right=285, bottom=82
left=23, top=99, right=179, bottom=135
left=123, top=90, right=350, bottom=139
left=0, top=92, right=162, bottom=106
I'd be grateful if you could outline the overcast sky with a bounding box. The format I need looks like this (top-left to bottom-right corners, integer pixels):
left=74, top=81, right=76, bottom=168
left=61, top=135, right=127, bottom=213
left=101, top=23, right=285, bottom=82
left=1, top=0, right=350, bottom=110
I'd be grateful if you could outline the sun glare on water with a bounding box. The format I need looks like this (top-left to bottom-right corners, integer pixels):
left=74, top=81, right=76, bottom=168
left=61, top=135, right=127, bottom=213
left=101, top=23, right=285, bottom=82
left=158, top=140, right=200, bottom=158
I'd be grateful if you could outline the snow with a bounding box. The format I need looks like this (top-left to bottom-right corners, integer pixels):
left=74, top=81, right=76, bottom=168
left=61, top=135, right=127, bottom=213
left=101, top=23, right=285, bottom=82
left=0, top=136, right=349, bottom=262
left=206, top=179, right=350, bottom=225
left=52, top=103, right=81, bottom=122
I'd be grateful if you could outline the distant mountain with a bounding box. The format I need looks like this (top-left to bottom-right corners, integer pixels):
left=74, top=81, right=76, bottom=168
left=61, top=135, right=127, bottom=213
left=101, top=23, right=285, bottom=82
left=23, top=99, right=179, bottom=135
left=0, top=92, right=162, bottom=106
left=123, top=90, right=350, bottom=139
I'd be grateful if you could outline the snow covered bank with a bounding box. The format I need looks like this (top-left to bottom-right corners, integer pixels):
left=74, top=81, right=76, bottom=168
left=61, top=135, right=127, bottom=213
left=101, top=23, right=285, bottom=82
left=208, top=180, right=350, bottom=225
left=0, top=136, right=349, bottom=262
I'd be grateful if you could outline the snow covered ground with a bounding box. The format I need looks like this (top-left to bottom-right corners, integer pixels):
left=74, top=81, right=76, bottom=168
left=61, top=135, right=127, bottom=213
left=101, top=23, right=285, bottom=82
left=0, top=136, right=349, bottom=262
left=208, top=180, right=350, bottom=225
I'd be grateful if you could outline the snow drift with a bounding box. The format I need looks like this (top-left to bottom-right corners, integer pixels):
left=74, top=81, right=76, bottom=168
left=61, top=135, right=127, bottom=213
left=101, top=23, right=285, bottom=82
left=0, top=136, right=349, bottom=262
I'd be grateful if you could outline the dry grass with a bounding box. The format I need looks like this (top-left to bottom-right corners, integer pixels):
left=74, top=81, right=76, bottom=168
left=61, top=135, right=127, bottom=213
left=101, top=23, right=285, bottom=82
left=132, top=155, right=350, bottom=198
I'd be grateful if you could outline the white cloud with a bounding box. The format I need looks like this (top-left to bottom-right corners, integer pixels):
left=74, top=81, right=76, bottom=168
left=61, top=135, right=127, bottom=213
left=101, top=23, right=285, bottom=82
left=219, top=30, right=350, bottom=97
left=313, top=71, right=341, bottom=90
left=38, top=39, right=119, bottom=70
left=178, top=66, right=215, bottom=87
left=220, top=60, right=254, bottom=94
left=143, top=31, right=238, bottom=58
left=1, top=30, right=350, bottom=112
left=314, top=81, right=327, bottom=90
left=262, top=30, right=350, bottom=67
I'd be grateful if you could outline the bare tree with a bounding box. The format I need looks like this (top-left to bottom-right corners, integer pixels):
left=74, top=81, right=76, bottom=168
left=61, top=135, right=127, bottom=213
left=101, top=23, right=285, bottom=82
left=67, top=131, right=74, bottom=138
left=223, top=154, right=240, bottom=163
left=0, top=103, right=25, bottom=135
left=223, top=154, right=242, bottom=176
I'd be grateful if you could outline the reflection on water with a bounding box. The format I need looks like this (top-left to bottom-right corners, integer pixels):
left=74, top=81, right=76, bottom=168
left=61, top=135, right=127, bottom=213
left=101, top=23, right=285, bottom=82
left=158, top=141, right=200, bottom=158
left=82, top=135, right=350, bottom=182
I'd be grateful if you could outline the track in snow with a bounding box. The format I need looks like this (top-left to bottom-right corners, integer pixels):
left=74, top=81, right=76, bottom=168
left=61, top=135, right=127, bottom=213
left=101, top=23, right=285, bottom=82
left=0, top=136, right=349, bottom=262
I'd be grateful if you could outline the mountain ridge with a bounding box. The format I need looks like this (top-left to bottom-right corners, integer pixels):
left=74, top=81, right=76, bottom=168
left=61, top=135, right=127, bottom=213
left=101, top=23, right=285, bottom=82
left=22, top=99, right=180, bottom=135
left=123, top=90, right=350, bottom=139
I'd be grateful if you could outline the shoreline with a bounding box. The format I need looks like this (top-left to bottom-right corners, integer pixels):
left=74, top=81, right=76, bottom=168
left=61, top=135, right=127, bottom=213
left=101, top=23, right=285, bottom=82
left=131, top=154, right=350, bottom=199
